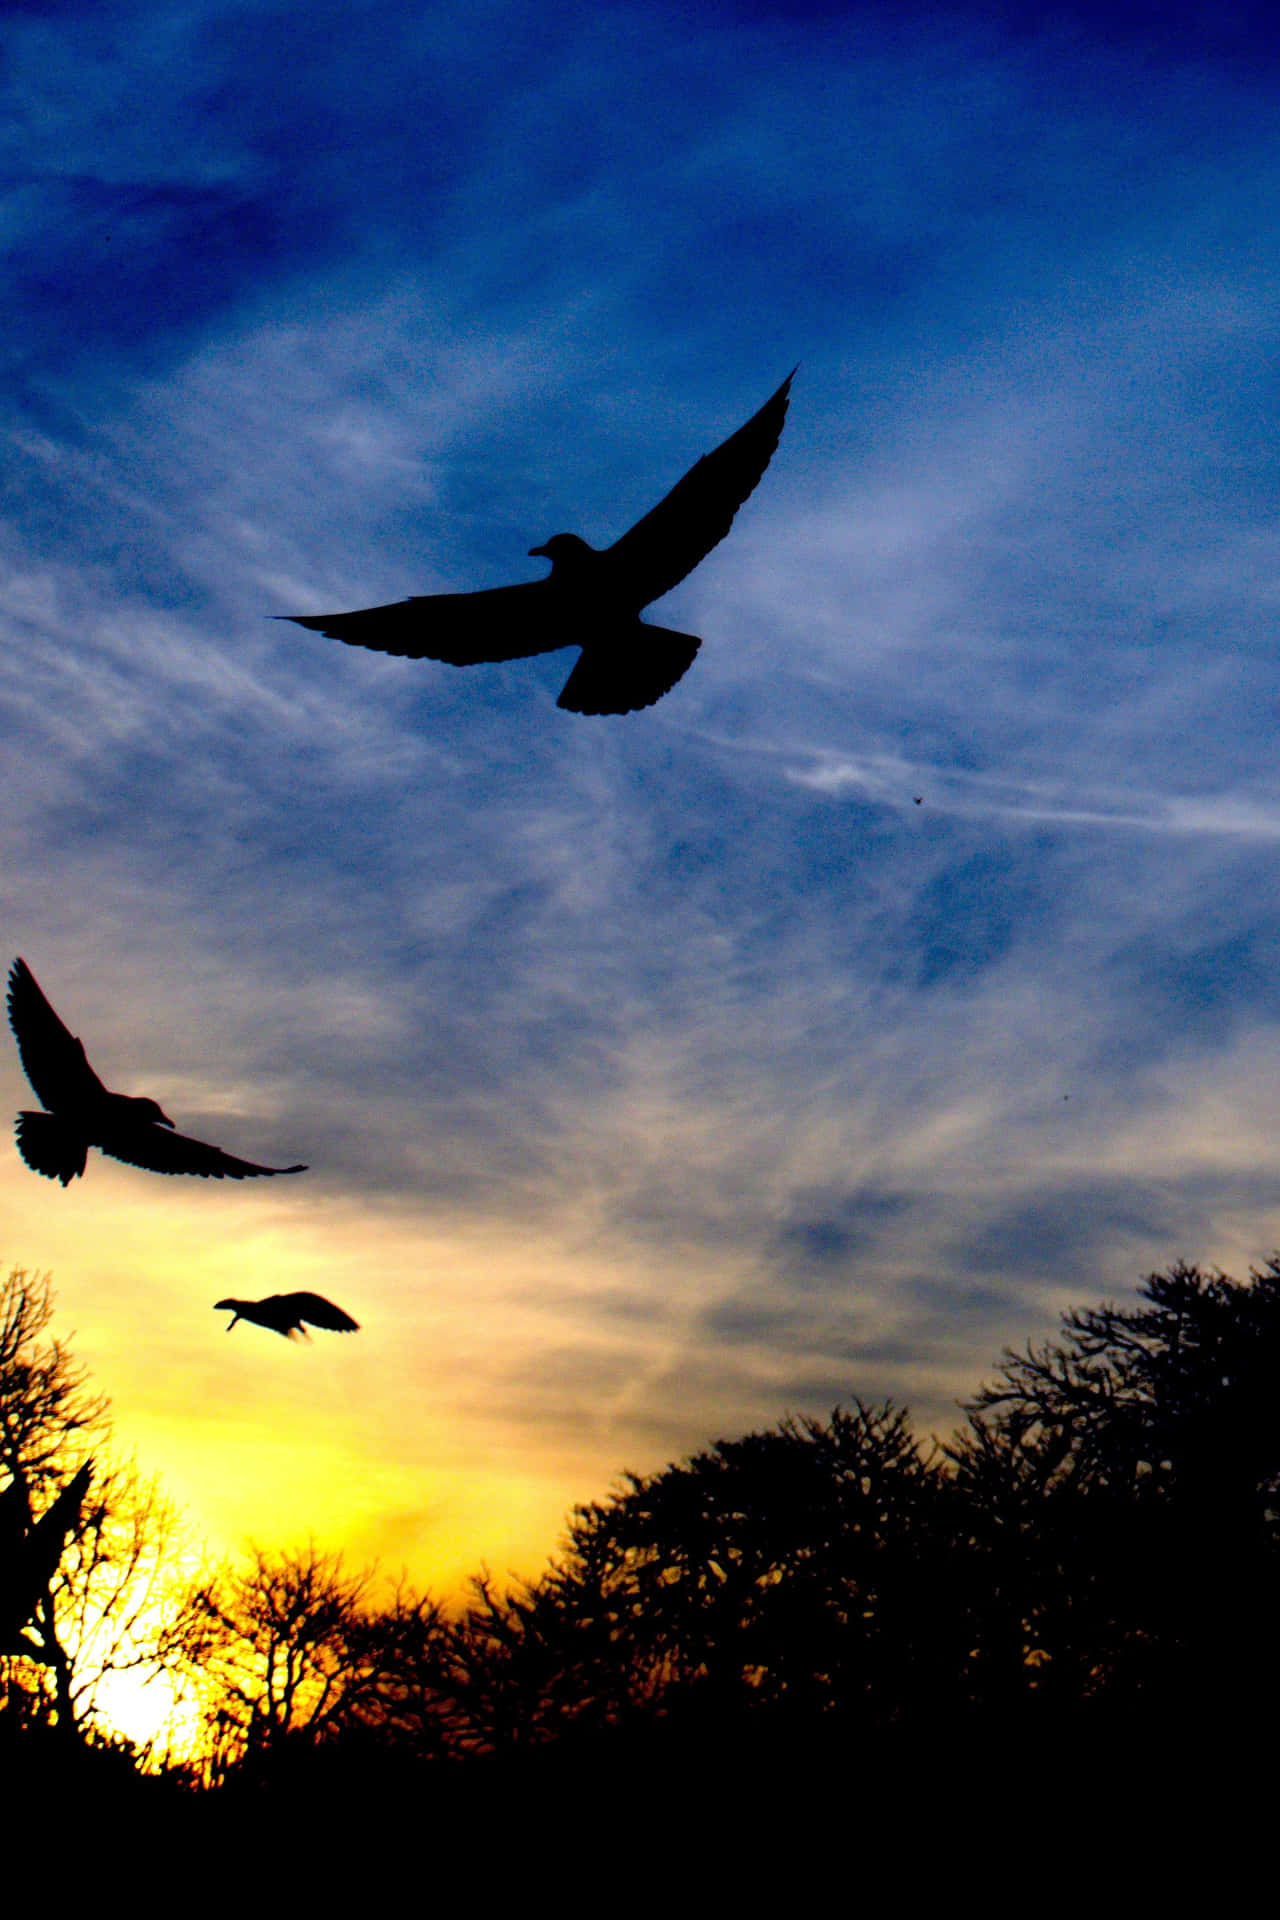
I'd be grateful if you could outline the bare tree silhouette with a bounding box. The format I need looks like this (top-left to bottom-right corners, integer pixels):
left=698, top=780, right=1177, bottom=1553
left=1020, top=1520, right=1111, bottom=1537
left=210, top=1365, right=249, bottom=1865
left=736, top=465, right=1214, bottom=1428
left=174, top=1544, right=452, bottom=1785
left=0, top=1268, right=181, bottom=1745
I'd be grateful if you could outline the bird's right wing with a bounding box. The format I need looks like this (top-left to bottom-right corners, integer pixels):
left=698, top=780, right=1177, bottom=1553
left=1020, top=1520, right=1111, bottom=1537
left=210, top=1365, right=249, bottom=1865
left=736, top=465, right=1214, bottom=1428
left=105, top=1124, right=307, bottom=1180
left=284, top=579, right=569, bottom=665
left=604, top=371, right=795, bottom=608
left=7, top=958, right=105, bottom=1111
left=283, top=1292, right=360, bottom=1332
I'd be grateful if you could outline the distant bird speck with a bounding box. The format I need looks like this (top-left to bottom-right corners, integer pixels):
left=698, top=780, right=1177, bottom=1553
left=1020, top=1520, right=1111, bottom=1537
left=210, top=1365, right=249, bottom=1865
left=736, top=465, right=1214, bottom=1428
left=913, top=796, right=923, bottom=805
left=216, top=1292, right=360, bottom=1340
left=6, top=958, right=307, bottom=1184
left=284, top=371, right=796, bottom=714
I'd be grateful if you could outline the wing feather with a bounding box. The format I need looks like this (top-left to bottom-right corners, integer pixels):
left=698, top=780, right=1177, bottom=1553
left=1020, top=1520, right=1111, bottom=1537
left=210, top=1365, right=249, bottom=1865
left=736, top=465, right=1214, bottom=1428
left=280, top=1291, right=360, bottom=1332
left=15, top=1111, right=87, bottom=1184
left=284, top=579, right=568, bottom=665
left=7, top=959, right=104, bottom=1112
left=103, top=1124, right=306, bottom=1180
left=605, top=371, right=794, bottom=608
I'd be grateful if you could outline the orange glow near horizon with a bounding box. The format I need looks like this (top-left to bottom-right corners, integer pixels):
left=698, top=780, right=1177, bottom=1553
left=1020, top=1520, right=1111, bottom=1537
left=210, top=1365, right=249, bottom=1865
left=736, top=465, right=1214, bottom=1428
left=0, top=1158, right=705, bottom=1622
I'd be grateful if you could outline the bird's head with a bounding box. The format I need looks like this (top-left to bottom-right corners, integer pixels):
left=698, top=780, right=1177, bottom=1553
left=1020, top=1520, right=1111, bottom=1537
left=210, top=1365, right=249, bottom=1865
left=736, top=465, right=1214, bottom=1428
left=529, top=532, right=595, bottom=573
left=130, top=1095, right=175, bottom=1128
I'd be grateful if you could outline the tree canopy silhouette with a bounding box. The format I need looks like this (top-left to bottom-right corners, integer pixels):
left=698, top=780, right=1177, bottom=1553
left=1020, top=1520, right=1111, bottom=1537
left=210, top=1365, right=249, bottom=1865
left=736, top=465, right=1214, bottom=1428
left=460, top=1400, right=967, bottom=1739
left=948, top=1256, right=1280, bottom=1723
left=0, top=1267, right=181, bottom=1747
left=420, top=1260, right=1280, bottom=1764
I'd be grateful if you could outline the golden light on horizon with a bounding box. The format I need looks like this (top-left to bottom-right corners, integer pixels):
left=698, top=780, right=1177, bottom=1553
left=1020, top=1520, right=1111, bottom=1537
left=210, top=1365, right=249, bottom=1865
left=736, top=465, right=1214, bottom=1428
left=1, top=1157, right=734, bottom=1614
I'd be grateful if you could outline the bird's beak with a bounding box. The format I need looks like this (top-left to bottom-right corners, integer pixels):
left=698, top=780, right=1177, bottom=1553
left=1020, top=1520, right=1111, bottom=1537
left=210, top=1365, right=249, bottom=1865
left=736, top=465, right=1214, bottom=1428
left=158, top=1110, right=176, bottom=1129
left=528, top=543, right=549, bottom=559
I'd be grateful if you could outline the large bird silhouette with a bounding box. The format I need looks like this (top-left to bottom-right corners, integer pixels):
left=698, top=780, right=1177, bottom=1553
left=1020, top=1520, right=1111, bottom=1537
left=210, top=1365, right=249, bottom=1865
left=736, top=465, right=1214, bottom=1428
left=215, top=1292, right=360, bottom=1339
left=6, top=958, right=307, bottom=1184
left=285, top=371, right=795, bottom=714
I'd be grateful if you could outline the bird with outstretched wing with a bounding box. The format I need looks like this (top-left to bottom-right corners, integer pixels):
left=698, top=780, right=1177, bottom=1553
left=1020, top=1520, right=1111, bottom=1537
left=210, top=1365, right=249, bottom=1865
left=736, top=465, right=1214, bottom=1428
left=6, top=957, right=307, bottom=1184
left=215, top=1293, right=360, bottom=1340
left=285, top=370, right=795, bottom=715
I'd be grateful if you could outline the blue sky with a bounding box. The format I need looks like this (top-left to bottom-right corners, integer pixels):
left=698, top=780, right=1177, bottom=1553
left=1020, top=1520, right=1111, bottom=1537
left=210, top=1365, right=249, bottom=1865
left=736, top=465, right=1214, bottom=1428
left=5, top=0, right=1280, bottom=1601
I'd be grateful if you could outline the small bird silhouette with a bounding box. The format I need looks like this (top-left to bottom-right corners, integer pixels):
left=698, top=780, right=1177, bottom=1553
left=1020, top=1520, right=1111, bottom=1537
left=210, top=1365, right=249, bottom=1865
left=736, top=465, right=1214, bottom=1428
left=6, top=957, right=307, bottom=1184
left=215, top=1292, right=360, bottom=1340
left=285, top=371, right=795, bottom=714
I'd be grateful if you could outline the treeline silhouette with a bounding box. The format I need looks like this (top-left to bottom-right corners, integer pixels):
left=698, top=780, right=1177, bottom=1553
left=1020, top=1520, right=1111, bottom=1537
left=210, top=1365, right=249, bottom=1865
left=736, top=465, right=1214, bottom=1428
left=5, top=1256, right=1280, bottom=1818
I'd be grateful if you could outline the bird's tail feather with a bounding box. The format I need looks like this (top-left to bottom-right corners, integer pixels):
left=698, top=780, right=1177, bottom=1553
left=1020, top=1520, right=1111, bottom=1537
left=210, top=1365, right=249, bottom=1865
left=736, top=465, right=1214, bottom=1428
left=557, top=626, right=701, bottom=715
left=16, top=1112, right=87, bottom=1185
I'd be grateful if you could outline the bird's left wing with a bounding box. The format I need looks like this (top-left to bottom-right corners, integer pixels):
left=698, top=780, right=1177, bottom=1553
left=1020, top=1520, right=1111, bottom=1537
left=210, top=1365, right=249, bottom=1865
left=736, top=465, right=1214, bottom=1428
left=105, top=1124, right=307, bottom=1180
left=284, top=579, right=568, bottom=665
left=7, top=958, right=106, bottom=1112
left=604, top=371, right=794, bottom=608
left=284, top=1292, right=360, bottom=1332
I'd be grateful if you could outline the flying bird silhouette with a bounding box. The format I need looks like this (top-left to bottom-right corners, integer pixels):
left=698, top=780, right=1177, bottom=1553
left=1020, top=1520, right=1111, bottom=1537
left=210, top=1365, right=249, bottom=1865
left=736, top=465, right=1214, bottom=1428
left=215, top=1292, right=360, bottom=1339
left=285, top=371, right=796, bottom=714
left=6, top=958, right=307, bottom=1184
